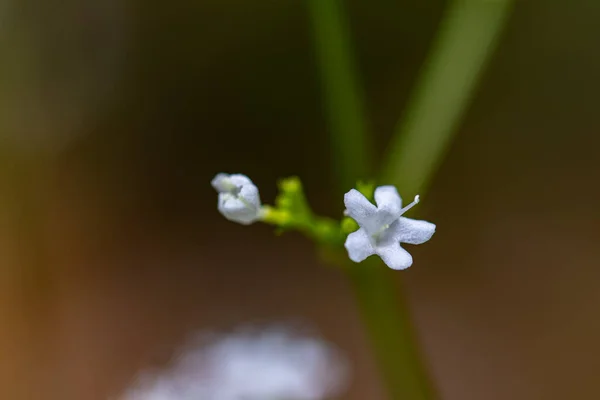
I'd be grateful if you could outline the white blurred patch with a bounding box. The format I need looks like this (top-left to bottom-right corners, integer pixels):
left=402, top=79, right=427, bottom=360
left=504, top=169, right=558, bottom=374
left=121, top=326, right=349, bottom=400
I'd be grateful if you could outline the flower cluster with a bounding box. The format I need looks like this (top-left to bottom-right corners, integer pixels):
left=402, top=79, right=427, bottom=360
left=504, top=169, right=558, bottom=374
left=212, top=173, right=435, bottom=270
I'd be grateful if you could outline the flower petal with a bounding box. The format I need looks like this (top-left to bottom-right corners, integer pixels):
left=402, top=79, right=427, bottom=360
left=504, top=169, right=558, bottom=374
left=344, top=228, right=375, bottom=263
left=374, top=185, right=402, bottom=212
left=211, top=173, right=233, bottom=192
left=343, top=189, right=377, bottom=229
left=239, top=182, right=261, bottom=211
left=228, top=174, right=254, bottom=188
left=394, top=217, right=436, bottom=245
left=372, top=185, right=403, bottom=228
left=212, top=173, right=254, bottom=193
left=376, top=242, right=413, bottom=270
left=218, top=193, right=260, bottom=225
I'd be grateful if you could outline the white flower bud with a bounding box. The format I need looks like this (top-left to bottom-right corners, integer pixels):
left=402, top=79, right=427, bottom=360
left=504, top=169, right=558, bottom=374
left=211, top=173, right=262, bottom=225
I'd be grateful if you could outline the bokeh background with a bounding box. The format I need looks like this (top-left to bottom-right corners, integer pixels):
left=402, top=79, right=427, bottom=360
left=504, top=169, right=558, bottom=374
left=1, top=0, right=600, bottom=399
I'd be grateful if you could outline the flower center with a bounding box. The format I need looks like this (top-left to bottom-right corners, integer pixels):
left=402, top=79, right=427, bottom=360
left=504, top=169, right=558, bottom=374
left=369, top=195, right=420, bottom=244
left=219, top=178, right=241, bottom=195
left=221, top=180, right=258, bottom=213
left=370, top=224, right=390, bottom=244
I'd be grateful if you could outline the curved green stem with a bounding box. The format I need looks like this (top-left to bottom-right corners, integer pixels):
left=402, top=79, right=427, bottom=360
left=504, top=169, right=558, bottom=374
left=381, top=0, right=515, bottom=194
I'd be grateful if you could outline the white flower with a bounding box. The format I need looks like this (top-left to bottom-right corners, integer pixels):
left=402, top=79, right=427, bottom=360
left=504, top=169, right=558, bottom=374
left=344, top=186, right=435, bottom=270
left=121, top=327, right=349, bottom=400
left=211, top=173, right=262, bottom=225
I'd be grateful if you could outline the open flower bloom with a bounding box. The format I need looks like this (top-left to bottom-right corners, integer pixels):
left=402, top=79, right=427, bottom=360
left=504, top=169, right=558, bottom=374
left=211, top=173, right=262, bottom=225
left=121, top=327, right=349, bottom=400
left=344, top=186, right=435, bottom=270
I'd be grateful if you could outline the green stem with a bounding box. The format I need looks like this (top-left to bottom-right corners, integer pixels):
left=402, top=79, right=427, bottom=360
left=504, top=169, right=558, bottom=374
left=305, top=1, right=438, bottom=398
left=346, top=258, right=436, bottom=399
left=363, top=1, right=513, bottom=397
left=381, top=0, right=515, bottom=194
left=308, top=0, right=440, bottom=400
left=307, top=1, right=514, bottom=399
left=306, top=0, right=373, bottom=190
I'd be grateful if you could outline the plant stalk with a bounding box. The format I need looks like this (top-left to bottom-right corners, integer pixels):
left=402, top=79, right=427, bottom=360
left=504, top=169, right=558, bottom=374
left=308, top=0, right=514, bottom=399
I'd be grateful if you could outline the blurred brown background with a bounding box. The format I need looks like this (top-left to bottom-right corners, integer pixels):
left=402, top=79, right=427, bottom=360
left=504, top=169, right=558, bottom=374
left=1, top=0, right=600, bottom=399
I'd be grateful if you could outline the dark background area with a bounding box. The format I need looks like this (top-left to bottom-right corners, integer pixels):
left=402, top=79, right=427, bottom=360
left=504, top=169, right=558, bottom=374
left=1, top=0, right=600, bottom=399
